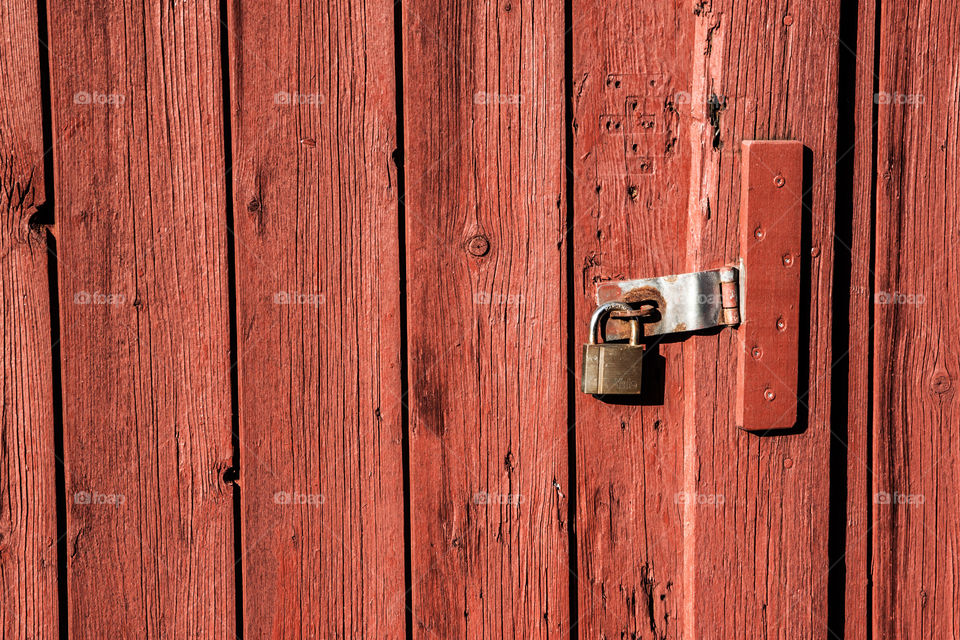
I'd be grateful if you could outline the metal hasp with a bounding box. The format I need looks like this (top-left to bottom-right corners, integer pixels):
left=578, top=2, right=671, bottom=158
left=588, top=140, right=803, bottom=431
left=596, top=267, right=741, bottom=337
left=736, top=140, right=803, bottom=431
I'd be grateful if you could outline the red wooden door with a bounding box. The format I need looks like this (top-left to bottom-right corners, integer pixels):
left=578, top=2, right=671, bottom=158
left=571, top=2, right=840, bottom=637
left=0, top=0, right=958, bottom=638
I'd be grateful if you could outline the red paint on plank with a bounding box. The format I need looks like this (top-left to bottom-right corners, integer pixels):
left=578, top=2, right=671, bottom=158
left=402, top=0, right=570, bottom=635
left=681, top=3, right=837, bottom=637
left=872, top=2, right=960, bottom=637
left=737, top=140, right=803, bottom=432
left=0, top=0, right=58, bottom=635
left=227, top=0, right=407, bottom=635
left=48, top=0, right=235, bottom=635
left=572, top=2, right=692, bottom=636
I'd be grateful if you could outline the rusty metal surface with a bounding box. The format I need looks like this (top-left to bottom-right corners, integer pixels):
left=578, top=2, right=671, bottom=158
left=736, top=140, right=803, bottom=431
left=596, top=267, right=739, bottom=337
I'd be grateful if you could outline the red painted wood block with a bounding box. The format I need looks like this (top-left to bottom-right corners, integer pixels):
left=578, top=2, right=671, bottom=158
left=737, top=140, right=804, bottom=431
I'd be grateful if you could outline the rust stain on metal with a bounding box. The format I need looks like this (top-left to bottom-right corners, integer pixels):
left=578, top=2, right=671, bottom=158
left=622, top=285, right=665, bottom=307
left=601, top=285, right=665, bottom=339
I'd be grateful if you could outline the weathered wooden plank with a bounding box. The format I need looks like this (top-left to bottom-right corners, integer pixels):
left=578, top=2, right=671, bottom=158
left=571, top=1, right=691, bottom=635
left=401, top=0, right=569, bottom=635
left=681, top=3, right=838, bottom=637
left=48, top=0, right=235, bottom=636
left=227, top=0, right=407, bottom=636
left=872, top=2, right=960, bottom=637
left=0, top=0, right=58, bottom=636
left=573, top=1, right=838, bottom=636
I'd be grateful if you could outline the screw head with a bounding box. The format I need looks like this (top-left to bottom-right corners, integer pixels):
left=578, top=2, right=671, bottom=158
left=774, top=174, right=786, bottom=188
left=776, top=317, right=786, bottom=331
left=764, top=388, right=776, bottom=402
left=754, top=226, right=765, bottom=240
left=810, top=246, right=821, bottom=258
left=782, top=253, right=794, bottom=267
left=751, top=346, right=762, bottom=360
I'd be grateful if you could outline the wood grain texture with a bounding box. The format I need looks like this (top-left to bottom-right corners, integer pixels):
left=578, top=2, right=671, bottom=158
left=227, top=0, right=407, bottom=636
left=47, top=0, right=235, bottom=636
left=682, top=3, right=838, bottom=637
left=573, top=1, right=839, bottom=637
left=872, top=2, right=960, bottom=637
left=401, top=0, right=569, bottom=636
left=571, top=2, right=690, bottom=636
left=0, top=0, right=58, bottom=636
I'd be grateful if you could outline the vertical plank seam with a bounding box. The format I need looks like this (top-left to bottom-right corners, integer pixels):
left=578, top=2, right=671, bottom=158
left=830, top=0, right=860, bottom=636
left=563, top=0, right=580, bottom=633
left=34, top=0, right=69, bottom=633
left=392, top=0, right=414, bottom=635
left=45, top=235, right=67, bottom=640
left=217, top=0, right=244, bottom=635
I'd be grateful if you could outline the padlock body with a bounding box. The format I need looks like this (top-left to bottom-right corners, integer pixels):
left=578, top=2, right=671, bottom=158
left=581, top=343, right=644, bottom=395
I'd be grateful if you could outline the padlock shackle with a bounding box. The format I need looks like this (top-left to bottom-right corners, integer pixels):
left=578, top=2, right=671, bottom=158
left=588, top=301, right=641, bottom=345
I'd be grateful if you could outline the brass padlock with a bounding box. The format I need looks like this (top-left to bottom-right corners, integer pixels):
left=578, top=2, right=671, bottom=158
left=581, top=301, right=644, bottom=395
